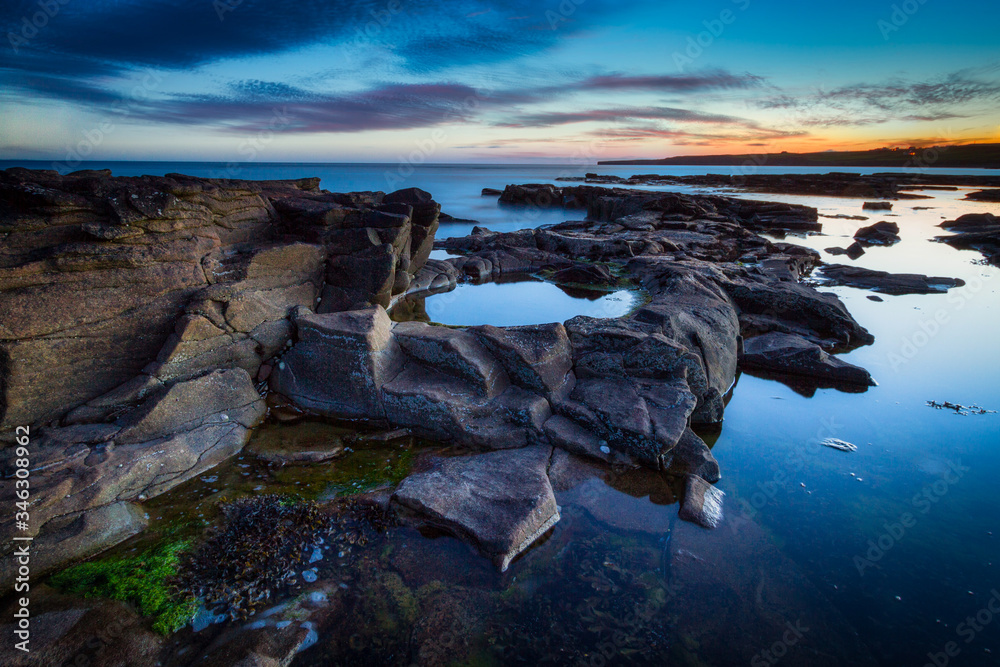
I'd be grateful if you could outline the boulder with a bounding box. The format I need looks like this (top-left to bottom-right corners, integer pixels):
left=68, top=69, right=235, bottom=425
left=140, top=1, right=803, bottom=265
left=392, top=446, right=560, bottom=571
left=862, top=201, right=893, bottom=210
left=270, top=306, right=404, bottom=419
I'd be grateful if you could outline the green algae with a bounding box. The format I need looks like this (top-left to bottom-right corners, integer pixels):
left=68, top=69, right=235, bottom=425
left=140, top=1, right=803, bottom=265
left=48, top=538, right=197, bottom=635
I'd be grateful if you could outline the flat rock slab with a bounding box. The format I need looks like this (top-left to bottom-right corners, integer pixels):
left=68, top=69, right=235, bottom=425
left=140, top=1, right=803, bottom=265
left=392, top=446, right=559, bottom=571
left=741, top=331, right=875, bottom=388
left=819, top=264, right=965, bottom=295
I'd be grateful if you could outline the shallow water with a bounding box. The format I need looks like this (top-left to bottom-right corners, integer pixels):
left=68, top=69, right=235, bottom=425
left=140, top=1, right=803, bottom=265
left=394, top=279, right=641, bottom=327
left=8, top=161, right=1000, bottom=665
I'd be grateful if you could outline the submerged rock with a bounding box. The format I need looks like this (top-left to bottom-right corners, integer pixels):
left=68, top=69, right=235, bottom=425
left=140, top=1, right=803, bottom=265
left=392, top=446, right=559, bottom=571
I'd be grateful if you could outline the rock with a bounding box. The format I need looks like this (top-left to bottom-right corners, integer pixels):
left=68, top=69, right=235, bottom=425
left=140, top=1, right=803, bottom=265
left=939, top=213, right=999, bottom=230
left=965, top=189, right=1000, bottom=202
left=819, top=264, right=965, bottom=295
left=826, top=241, right=866, bottom=259
left=481, top=188, right=502, bottom=196
left=550, top=263, right=616, bottom=286
left=862, top=201, right=893, bottom=210
left=679, top=474, right=724, bottom=528
left=936, top=213, right=1000, bottom=266
left=542, top=414, right=634, bottom=466
left=393, top=321, right=509, bottom=398
left=0, top=587, right=163, bottom=667
left=854, top=220, right=900, bottom=245
left=392, top=446, right=559, bottom=571
left=0, top=368, right=264, bottom=586
left=846, top=241, right=866, bottom=259
left=472, top=323, right=573, bottom=397
left=0, top=503, right=147, bottom=592
left=0, top=169, right=436, bottom=433
left=667, top=428, right=720, bottom=482
left=270, top=306, right=404, bottom=419
left=741, top=332, right=875, bottom=388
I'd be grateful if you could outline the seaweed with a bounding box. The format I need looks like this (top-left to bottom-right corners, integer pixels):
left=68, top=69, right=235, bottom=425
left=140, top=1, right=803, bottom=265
left=48, top=539, right=197, bottom=635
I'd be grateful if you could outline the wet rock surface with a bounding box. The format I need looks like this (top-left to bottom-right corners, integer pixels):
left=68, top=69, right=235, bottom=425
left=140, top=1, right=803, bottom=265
left=741, top=331, right=876, bottom=388
left=819, top=264, right=966, bottom=295
left=552, top=171, right=1000, bottom=199
left=854, top=220, right=901, bottom=245
left=937, top=212, right=1000, bottom=265
left=392, top=446, right=559, bottom=571
left=1, top=170, right=878, bottom=584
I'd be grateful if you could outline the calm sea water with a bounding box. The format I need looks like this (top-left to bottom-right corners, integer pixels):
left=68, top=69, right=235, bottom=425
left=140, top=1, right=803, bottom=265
left=5, top=161, right=1000, bottom=665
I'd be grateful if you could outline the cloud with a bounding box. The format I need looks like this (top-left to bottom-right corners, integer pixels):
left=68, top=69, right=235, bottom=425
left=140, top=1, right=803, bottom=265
left=495, top=106, right=744, bottom=128
left=0, top=0, right=659, bottom=71
left=556, top=71, right=765, bottom=93
left=756, top=69, right=1000, bottom=128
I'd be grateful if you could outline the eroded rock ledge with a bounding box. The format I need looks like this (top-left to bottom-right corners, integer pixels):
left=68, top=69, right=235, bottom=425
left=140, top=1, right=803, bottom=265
left=1, top=169, right=875, bottom=582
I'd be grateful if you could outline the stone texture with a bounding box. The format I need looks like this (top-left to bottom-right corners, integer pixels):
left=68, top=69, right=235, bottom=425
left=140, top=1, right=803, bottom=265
left=741, top=332, right=876, bottom=388
left=270, top=306, right=404, bottom=420
left=392, top=446, right=559, bottom=571
left=819, top=264, right=965, bottom=295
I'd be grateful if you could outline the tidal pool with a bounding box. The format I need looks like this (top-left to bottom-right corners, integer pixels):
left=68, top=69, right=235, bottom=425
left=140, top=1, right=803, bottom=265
left=393, top=279, right=642, bottom=327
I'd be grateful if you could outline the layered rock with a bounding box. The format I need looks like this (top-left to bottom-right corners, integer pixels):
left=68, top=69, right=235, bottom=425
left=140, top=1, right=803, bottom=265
left=0, top=168, right=445, bottom=579
left=0, top=169, right=442, bottom=432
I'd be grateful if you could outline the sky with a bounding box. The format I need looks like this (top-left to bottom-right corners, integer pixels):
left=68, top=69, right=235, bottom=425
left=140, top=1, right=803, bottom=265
left=1, top=0, right=999, bottom=163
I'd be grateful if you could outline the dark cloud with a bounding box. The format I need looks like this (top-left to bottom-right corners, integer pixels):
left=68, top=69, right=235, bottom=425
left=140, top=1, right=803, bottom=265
left=557, top=71, right=764, bottom=93
left=0, top=0, right=656, bottom=71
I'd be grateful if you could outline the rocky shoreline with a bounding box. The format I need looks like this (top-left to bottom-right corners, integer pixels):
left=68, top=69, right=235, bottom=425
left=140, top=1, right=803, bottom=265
left=0, top=169, right=887, bottom=586
left=4, top=166, right=991, bottom=664
left=555, top=171, right=1000, bottom=200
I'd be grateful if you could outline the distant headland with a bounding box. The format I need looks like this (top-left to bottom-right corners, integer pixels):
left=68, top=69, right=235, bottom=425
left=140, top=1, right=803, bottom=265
left=598, top=143, right=1000, bottom=169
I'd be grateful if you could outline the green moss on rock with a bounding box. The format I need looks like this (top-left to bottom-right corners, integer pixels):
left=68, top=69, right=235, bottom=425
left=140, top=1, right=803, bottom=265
left=48, top=539, right=196, bottom=635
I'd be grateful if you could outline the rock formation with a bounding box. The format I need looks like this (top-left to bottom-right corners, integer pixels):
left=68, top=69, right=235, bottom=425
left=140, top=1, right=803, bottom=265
left=1, top=169, right=877, bottom=583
